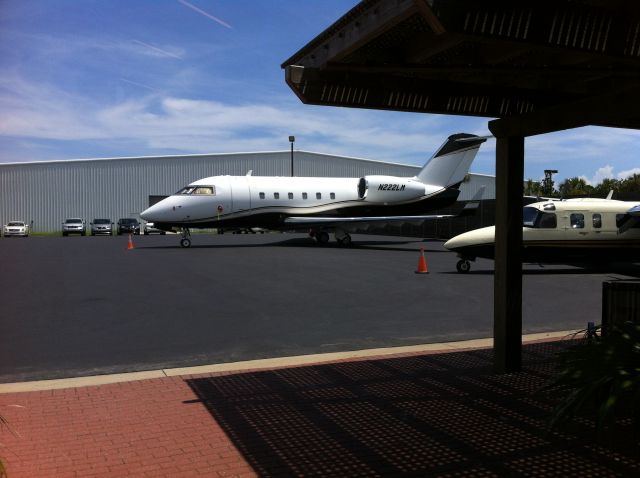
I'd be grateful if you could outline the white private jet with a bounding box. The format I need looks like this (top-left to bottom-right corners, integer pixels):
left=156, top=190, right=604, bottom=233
left=140, top=133, right=487, bottom=247
left=444, top=195, right=640, bottom=272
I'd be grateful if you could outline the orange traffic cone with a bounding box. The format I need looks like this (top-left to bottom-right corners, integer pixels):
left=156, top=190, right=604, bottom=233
left=415, top=247, right=429, bottom=274
left=127, top=233, right=135, bottom=250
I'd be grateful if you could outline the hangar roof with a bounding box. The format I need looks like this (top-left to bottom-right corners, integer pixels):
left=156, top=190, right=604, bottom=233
left=282, top=0, right=640, bottom=136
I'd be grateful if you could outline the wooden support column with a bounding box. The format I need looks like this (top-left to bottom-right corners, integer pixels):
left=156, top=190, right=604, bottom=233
left=493, top=135, right=524, bottom=373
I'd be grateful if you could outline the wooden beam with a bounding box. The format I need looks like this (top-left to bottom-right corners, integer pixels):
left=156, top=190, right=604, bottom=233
left=491, top=135, right=524, bottom=373
left=489, top=86, right=640, bottom=137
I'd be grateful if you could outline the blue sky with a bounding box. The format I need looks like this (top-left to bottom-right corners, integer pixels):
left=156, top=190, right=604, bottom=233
left=1, top=0, right=639, bottom=184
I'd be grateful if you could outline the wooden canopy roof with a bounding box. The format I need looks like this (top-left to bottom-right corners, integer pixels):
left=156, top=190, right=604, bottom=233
left=282, top=0, right=640, bottom=137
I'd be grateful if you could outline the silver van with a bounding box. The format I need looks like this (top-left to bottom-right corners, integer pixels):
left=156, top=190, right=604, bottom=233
left=90, top=218, right=113, bottom=236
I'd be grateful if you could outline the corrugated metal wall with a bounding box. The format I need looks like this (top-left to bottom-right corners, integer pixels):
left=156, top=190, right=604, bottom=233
left=0, top=151, right=494, bottom=232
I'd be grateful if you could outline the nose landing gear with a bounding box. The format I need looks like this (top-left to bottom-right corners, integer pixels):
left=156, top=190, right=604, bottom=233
left=180, top=228, right=191, bottom=248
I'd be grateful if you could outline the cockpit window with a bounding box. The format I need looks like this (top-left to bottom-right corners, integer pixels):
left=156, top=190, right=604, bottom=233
left=523, top=207, right=557, bottom=228
left=193, top=186, right=215, bottom=195
left=175, top=186, right=215, bottom=195
left=523, top=207, right=539, bottom=227
left=538, top=213, right=557, bottom=228
left=617, top=213, right=640, bottom=229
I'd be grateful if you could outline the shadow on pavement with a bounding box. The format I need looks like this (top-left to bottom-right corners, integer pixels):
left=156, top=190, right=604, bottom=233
left=186, top=341, right=639, bottom=477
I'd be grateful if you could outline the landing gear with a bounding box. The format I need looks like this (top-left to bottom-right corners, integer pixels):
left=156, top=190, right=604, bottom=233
left=456, top=259, right=471, bottom=273
left=335, top=229, right=352, bottom=246
left=180, top=228, right=191, bottom=248
left=316, top=231, right=330, bottom=245
left=309, top=228, right=351, bottom=246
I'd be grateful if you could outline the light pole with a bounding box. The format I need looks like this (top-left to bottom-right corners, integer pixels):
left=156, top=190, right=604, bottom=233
left=289, top=135, right=295, bottom=177
left=543, top=169, right=558, bottom=196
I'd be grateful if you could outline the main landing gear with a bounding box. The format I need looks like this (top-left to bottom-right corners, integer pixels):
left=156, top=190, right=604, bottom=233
left=309, top=229, right=352, bottom=246
left=180, top=228, right=191, bottom=248
left=456, top=259, right=471, bottom=273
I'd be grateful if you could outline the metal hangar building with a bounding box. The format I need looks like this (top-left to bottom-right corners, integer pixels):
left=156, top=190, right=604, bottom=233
left=0, top=150, right=494, bottom=233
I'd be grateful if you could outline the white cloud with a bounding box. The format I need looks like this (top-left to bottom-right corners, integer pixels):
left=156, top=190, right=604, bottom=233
left=0, top=75, right=491, bottom=164
left=617, top=167, right=640, bottom=180
left=580, top=165, right=640, bottom=185
left=131, top=40, right=184, bottom=60
left=177, top=0, right=232, bottom=29
left=592, top=165, right=614, bottom=184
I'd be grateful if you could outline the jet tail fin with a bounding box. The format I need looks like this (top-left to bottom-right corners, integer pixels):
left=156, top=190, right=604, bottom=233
left=416, top=133, right=486, bottom=188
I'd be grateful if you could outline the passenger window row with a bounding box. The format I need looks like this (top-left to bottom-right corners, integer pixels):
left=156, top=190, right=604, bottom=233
left=258, top=192, right=336, bottom=200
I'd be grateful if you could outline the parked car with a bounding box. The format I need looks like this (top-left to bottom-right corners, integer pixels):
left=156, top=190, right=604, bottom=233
left=90, top=218, right=113, bottom=236
left=62, top=218, right=86, bottom=236
left=143, top=222, right=166, bottom=235
left=3, top=220, right=29, bottom=237
left=117, top=218, right=140, bottom=235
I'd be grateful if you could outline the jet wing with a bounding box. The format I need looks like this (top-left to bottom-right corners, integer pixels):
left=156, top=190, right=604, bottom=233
left=284, top=214, right=453, bottom=227
left=285, top=187, right=485, bottom=228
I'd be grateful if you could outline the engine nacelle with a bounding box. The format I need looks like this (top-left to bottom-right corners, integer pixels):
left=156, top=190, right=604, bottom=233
left=358, top=176, right=426, bottom=203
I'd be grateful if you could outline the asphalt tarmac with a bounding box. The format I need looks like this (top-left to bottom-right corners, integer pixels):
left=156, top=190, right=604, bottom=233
left=1, top=233, right=639, bottom=383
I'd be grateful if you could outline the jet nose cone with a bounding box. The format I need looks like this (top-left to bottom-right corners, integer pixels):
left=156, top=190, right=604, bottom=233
left=140, top=203, right=164, bottom=221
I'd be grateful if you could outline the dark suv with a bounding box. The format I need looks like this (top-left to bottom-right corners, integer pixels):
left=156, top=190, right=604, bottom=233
left=117, top=218, right=140, bottom=235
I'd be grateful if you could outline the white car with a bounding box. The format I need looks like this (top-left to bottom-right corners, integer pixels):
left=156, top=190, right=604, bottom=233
left=3, top=221, right=29, bottom=237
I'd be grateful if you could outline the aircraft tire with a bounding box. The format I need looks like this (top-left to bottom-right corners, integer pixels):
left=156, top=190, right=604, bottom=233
left=317, top=231, right=330, bottom=245
left=180, top=238, right=191, bottom=248
left=456, top=260, right=471, bottom=273
left=338, top=234, right=352, bottom=246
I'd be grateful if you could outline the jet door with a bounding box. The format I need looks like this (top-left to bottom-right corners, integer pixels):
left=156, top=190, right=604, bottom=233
left=208, top=176, right=232, bottom=221
left=228, top=176, right=251, bottom=213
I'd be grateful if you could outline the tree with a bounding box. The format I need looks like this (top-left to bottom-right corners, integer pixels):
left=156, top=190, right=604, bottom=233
left=524, top=178, right=542, bottom=197
left=558, top=177, right=594, bottom=197
left=619, top=173, right=640, bottom=193
left=593, top=178, right=620, bottom=197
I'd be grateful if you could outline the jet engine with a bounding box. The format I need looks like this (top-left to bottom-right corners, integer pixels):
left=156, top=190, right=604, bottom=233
left=358, top=176, right=426, bottom=203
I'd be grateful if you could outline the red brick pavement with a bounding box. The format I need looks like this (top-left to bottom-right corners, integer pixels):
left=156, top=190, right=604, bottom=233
left=0, top=376, right=256, bottom=478
left=1, top=339, right=638, bottom=477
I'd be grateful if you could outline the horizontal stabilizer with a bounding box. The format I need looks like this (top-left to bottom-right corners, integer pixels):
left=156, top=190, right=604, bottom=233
left=457, top=186, right=485, bottom=218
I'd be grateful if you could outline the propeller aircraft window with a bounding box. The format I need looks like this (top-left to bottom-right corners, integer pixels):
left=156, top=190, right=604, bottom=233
left=570, top=213, right=585, bottom=229
left=592, top=213, right=602, bottom=228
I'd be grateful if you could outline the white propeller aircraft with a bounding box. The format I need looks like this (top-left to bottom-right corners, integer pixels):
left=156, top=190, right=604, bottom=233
left=140, top=133, right=486, bottom=247
left=444, top=195, right=640, bottom=272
